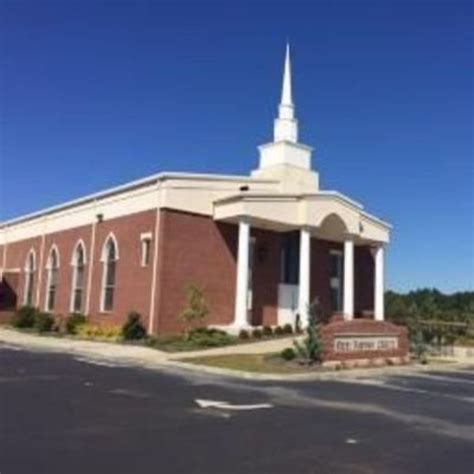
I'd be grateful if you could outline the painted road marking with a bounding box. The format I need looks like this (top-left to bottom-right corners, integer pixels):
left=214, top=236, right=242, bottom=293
left=195, top=399, right=273, bottom=410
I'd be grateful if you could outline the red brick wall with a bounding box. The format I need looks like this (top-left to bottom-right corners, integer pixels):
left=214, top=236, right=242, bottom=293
left=251, top=229, right=282, bottom=326
left=1, top=209, right=378, bottom=335
left=1, top=210, right=156, bottom=330
left=155, top=209, right=238, bottom=334
left=87, top=210, right=156, bottom=329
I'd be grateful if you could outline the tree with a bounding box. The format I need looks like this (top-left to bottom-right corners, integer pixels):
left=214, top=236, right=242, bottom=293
left=180, top=284, right=209, bottom=337
left=293, top=298, right=323, bottom=364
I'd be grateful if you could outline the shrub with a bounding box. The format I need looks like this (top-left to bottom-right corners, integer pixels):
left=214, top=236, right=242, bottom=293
left=66, top=313, right=86, bottom=335
left=252, top=328, right=263, bottom=339
left=180, top=284, right=209, bottom=336
left=75, top=323, right=122, bottom=341
left=262, top=326, right=273, bottom=337
left=12, top=306, right=37, bottom=328
left=33, top=312, right=54, bottom=333
left=293, top=298, right=323, bottom=364
left=187, top=328, right=235, bottom=348
left=281, top=347, right=296, bottom=361
left=121, top=311, right=147, bottom=341
left=283, top=323, right=294, bottom=335
left=274, top=326, right=284, bottom=336
left=238, top=329, right=250, bottom=340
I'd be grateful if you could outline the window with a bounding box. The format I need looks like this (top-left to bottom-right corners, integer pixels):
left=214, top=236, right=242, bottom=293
left=101, top=236, right=118, bottom=312
left=329, top=250, right=343, bottom=312
left=24, top=250, right=36, bottom=306
left=71, top=242, right=86, bottom=313
left=280, top=232, right=300, bottom=284
left=45, top=247, right=59, bottom=311
left=140, top=233, right=152, bottom=267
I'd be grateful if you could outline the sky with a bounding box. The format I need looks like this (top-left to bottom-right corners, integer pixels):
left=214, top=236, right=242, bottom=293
left=0, top=0, right=473, bottom=293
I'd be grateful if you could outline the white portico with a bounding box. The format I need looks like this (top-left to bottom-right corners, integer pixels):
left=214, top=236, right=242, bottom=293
left=213, top=45, right=391, bottom=330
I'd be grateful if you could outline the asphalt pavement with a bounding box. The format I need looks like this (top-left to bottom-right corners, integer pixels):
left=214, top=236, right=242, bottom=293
left=0, top=344, right=473, bottom=474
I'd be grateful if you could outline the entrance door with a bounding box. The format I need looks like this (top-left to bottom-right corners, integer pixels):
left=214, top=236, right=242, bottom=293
left=329, top=250, right=343, bottom=313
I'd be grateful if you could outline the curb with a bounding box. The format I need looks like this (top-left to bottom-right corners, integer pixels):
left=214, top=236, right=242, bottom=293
left=0, top=327, right=472, bottom=382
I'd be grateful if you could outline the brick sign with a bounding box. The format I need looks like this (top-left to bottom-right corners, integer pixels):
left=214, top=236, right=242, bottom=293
left=334, top=336, right=398, bottom=352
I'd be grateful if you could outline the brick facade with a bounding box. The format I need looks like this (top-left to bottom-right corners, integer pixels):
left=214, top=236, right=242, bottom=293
left=0, top=208, right=377, bottom=335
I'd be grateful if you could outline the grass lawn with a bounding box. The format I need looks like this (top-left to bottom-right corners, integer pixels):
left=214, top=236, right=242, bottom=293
left=178, top=353, right=315, bottom=374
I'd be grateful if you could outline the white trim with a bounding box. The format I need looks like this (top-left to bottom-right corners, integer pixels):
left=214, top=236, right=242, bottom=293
left=44, top=246, right=60, bottom=312
left=23, top=248, right=37, bottom=272
left=0, top=172, right=276, bottom=229
left=70, top=239, right=87, bottom=266
left=148, top=203, right=161, bottom=334
left=100, top=234, right=118, bottom=312
left=35, top=227, right=46, bottom=307
left=45, top=244, right=60, bottom=270
left=343, top=238, right=354, bottom=320
left=100, top=233, right=119, bottom=262
left=69, top=240, right=87, bottom=313
left=140, top=232, right=152, bottom=241
left=23, top=249, right=36, bottom=306
left=84, top=220, right=97, bottom=315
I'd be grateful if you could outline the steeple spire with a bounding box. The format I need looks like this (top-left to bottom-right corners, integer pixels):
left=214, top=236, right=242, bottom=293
left=274, top=42, right=298, bottom=143
left=280, top=42, right=293, bottom=107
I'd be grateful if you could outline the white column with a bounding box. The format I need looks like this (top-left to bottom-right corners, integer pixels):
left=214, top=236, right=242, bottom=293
left=298, top=227, right=311, bottom=328
left=343, top=238, right=354, bottom=320
left=374, top=245, right=385, bottom=321
left=234, top=217, right=250, bottom=327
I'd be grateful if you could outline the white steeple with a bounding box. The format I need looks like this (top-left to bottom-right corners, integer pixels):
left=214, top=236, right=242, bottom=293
left=252, top=43, right=318, bottom=193
left=274, top=43, right=298, bottom=143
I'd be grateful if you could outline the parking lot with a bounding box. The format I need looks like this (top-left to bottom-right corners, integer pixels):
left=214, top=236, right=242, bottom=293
left=0, top=344, right=473, bottom=473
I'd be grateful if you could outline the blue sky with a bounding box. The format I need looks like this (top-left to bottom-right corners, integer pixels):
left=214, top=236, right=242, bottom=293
left=1, top=0, right=472, bottom=292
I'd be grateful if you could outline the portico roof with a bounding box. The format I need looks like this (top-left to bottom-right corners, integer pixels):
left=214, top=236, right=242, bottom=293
left=213, top=190, right=391, bottom=244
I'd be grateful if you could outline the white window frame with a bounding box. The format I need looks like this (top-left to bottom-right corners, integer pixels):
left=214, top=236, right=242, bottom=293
left=140, top=232, right=153, bottom=267
left=23, top=249, right=36, bottom=306
left=100, top=233, right=119, bottom=312
left=44, top=245, right=60, bottom=312
left=70, top=240, right=87, bottom=313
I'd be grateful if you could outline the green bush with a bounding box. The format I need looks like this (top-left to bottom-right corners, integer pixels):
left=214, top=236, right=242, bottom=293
left=12, top=306, right=37, bottom=328
left=274, top=326, right=284, bottom=336
left=262, top=326, right=273, bottom=337
left=239, top=329, right=250, bottom=340
left=283, top=323, right=294, bottom=335
left=121, top=311, right=147, bottom=341
left=281, top=347, right=296, bottom=361
left=33, top=312, right=54, bottom=333
left=66, top=313, right=86, bottom=335
left=187, top=328, right=235, bottom=348
left=252, top=328, right=263, bottom=339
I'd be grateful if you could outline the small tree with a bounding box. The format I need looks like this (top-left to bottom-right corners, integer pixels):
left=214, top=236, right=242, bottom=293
left=180, top=284, right=209, bottom=338
left=293, top=298, right=323, bottom=364
left=407, top=303, right=428, bottom=363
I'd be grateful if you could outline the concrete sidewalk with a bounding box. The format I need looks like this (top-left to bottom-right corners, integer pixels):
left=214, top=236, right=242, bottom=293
left=0, top=327, right=471, bottom=381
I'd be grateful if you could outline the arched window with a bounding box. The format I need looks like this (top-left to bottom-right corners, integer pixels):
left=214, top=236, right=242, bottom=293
left=101, top=235, right=118, bottom=312
left=45, top=247, right=60, bottom=311
left=23, top=250, right=36, bottom=306
left=70, top=241, right=86, bottom=313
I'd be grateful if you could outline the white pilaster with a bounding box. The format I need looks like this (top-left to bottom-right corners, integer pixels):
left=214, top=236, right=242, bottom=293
left=234, top=217, right=250, bottom=327
left=298, top=227, right=311, bottom=328
left=343, top=238, right=354, bottom=320
left=374, top=245, right=385, bottom=321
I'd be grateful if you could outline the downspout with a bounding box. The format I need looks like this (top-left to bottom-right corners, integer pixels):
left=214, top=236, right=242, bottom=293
left=35, top=216, right=47, bottom=308
left=148, top=182, right=161, bottom=334
left=85, top=199, right=98, bottom=316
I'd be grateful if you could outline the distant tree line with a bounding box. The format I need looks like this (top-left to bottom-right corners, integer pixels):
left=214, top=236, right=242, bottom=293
left=385, top=288, right=474, bottom=348
left=386, top=288, right=474, bottom=324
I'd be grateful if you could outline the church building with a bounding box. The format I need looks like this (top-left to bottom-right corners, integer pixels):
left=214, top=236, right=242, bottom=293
left=0, top=46, right=391, bottom=335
